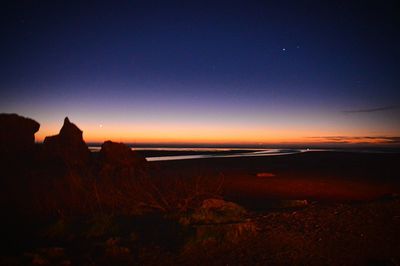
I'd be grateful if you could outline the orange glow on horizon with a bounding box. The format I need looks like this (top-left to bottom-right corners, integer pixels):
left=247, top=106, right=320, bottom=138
left=34, top=121, right=400, bottom=145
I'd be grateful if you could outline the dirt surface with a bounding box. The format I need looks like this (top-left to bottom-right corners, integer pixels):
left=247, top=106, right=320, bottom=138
left=1, top=199, right=399, bottom=265
left=181, top=199, right=400, bottom=266
left=1, top=151, right=399, bottom=265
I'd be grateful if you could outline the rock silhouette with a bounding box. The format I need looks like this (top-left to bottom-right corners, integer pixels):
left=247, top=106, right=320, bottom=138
left=0, top=113, right=40, bottom=156
left=98, top=140, right=147, bottom=178
left=43, top=117, right=90, bottom=168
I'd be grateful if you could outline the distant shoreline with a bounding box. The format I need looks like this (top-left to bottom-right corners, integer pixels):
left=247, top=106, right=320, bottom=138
left=87, top=146, right=400, bottom=162
left=83, top=142, right=400, bottom=150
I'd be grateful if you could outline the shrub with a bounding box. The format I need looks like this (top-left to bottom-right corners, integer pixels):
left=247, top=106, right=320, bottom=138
left=28, top=169, right=225, bottom=218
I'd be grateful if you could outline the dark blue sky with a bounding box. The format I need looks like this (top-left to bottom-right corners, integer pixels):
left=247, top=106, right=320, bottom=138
left=1, top=0, right=399, bottom=144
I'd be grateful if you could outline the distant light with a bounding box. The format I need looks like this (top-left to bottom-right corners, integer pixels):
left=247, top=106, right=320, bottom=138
left=282, top=48, right=286, bottom=51
left=99, top=124, right=103, bottom=128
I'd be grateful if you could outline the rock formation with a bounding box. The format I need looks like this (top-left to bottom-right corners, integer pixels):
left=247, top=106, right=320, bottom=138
left=181, top=198, right=247, bottom=225
left=43, top=117, right=90, bottom=168
left=98, top=141, right=147, bottom=178
left=0, top=113, right=40, bottom=156
left=180, top=199, right=257, bottom=246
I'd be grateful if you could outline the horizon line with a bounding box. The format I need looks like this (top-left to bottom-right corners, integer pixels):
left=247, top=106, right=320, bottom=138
left=34, top=140, right=400, bottom=149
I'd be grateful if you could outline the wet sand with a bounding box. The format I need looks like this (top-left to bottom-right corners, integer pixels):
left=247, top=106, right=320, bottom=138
left=147, top=151, right=400, bottom=206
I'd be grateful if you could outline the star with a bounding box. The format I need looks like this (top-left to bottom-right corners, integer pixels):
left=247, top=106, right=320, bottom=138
left=282, top=48, right=286, bottom=51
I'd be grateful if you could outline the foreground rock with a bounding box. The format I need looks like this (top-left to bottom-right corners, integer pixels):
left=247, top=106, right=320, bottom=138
left=181, top=199, right=258, bottom=246
left=182, top=198, right=247, bottom=225
left=43, top=117, right=90, bottom=168
left=98, top=141, right=147, bottom=179
left=0, top=113, right=40, bottom=156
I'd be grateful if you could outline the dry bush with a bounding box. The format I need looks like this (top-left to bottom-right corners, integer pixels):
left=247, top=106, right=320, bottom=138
left=28, top=170, right=225, bottom=217
left=93, top=172, right=225, bottom=215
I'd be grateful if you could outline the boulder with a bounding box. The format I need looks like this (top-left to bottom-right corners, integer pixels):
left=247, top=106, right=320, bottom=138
left=43, top=117, right=90, bottom=168
left=98, top=141, right=147, bottom=178
left=100, top=141, right=146, bottom=165
left=0, top=113, right=40, bottom=155
left=181, top=199, right=258, bottom=247
left=181, top=198, right=247, bottom=225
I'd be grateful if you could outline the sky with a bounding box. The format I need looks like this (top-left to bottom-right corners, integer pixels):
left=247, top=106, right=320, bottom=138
left=1, top=0, right=399, bottom=146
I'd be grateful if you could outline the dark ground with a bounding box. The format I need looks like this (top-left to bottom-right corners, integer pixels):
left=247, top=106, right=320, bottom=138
left=147, top=151, right=400, bottom=202
left=1, top=151, right=400, bottom=265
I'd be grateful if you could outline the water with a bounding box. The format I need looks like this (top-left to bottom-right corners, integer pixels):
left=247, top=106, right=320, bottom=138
left=89, top=146, right=317, bottom=161
left=88, top=146, right=400, bottom=162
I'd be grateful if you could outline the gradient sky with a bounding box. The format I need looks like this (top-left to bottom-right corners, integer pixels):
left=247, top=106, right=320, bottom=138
left=1, top=0, right=399, bottom=145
